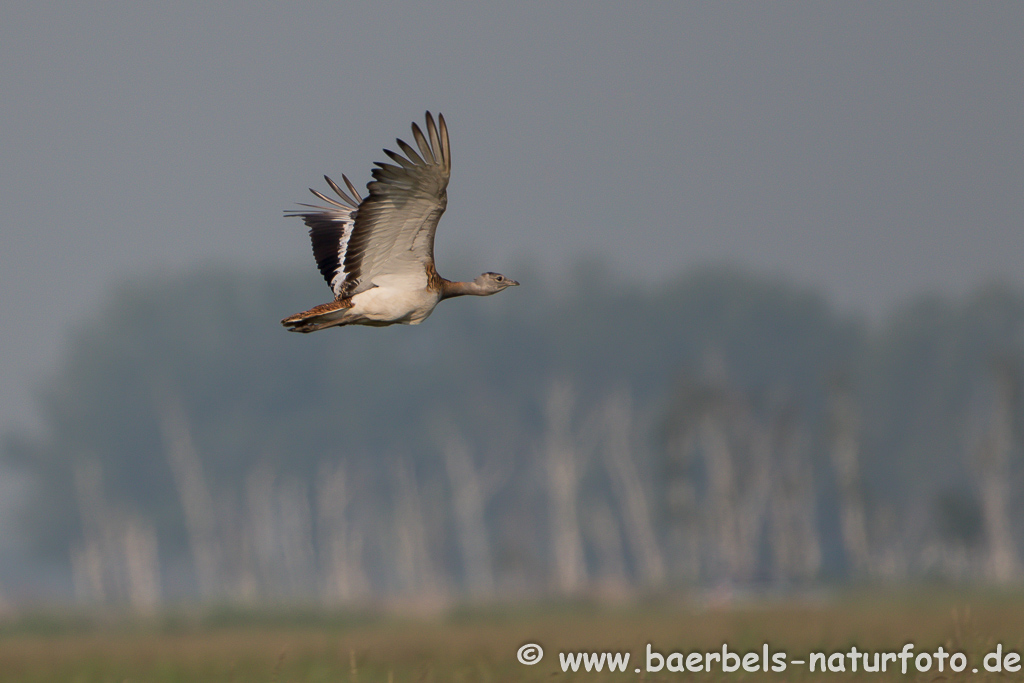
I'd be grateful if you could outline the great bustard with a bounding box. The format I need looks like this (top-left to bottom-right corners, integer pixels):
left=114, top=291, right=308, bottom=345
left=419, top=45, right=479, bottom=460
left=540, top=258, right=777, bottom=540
left=282, top=112, right=518, bottom=333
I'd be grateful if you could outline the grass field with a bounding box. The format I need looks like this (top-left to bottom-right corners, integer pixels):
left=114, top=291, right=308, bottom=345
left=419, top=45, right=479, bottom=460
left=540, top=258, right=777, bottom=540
left=0, top=590, right=1022, bottom=682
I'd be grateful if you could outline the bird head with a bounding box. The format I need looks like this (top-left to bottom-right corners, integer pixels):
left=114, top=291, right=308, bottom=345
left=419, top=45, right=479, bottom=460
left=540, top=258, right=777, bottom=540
left=475, top=272, right=520, bottom=294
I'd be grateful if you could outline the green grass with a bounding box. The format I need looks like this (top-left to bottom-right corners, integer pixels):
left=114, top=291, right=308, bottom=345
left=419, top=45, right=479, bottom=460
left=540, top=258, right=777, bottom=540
left=0, top=590, right=1022, bottom=681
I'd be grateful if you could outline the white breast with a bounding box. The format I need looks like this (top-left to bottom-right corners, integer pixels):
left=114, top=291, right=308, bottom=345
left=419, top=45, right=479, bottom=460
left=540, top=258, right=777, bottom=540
left=349, top=285, right=441, bottom=325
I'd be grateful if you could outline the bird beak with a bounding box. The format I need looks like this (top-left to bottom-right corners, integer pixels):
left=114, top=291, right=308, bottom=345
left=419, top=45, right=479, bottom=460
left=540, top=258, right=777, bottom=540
left=507, top=279, right=520, bottom=286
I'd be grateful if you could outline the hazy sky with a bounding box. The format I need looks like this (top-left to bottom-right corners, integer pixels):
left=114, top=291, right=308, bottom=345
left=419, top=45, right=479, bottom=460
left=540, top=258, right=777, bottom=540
left=2, top=2, right=1023, bottom=435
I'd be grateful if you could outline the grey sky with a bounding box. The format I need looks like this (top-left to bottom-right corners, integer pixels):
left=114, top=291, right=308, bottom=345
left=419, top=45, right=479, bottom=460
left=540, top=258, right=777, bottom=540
left=1, top=2, right=1023, bottom=435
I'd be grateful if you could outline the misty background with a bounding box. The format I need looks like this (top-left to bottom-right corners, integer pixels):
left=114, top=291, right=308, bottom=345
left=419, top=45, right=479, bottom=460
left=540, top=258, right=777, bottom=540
left=1, top=3, right=1023, bottom=606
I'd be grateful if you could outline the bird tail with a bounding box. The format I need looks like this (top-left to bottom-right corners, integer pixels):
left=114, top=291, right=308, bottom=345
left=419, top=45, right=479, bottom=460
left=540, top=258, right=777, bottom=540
left=281, top=299, right=354, bottom=333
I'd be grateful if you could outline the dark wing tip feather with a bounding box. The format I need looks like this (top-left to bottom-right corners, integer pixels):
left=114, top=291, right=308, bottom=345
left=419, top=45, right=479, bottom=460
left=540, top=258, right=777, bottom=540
left=309, top=188, right=348, bottom=209
left=437, top=113, right=450, bottom=171
left=382, top=112, right=449, bottom=176
left=425, top=112, right=442, bottom=166
left=395, top=138, right=425, bottom=166
left=383, top=148, right=417, bottom=169
left=324, top=175, right=359, bottom=208
left=371, top=162, right=410, bottom=183
left=286, top=202, right=337, bottom=216
left=411, top=122, right=435, bottom=165
left=342, top=174, right=362, bottom=203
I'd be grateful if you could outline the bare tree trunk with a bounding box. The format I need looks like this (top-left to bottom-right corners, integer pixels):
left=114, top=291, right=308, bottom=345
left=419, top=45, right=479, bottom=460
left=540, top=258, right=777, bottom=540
left=241, top=466, right=319, bottom=599
left=439, top=427, right=495, bottom=598
left=770, top=419, right=821, bottom=582
left=663, top=421, right=702, bottom=582
left=699, top=410, right=742, bottom=582
left=72, top=460, right=162, bottom=609
left=317, top=461, right=369, bottom=603
left=601, top=392, right=665, bottom=586
left=828, top=387, right=871, bottom=577
left=392, top=459, right=442, bottom=599
left=71, top=460, right=109, bottom=603
left=214, top=491, right=258, bottom=603
left=543, top=380, right=587, bottom=594
left=70, top=541, right=106, bottom=605
left=584, top=499, right=629, bottom=593
left=153, top=386, right=222, bottom=599
left=245, top=464, right=280, bottom=597
left=734, top=418, right=773, bottom=582
left=975, top=365, right=1020, bottom=583
left=123, top=516, right=160, bottom=613
left=278, top=477, right=316, bottom=596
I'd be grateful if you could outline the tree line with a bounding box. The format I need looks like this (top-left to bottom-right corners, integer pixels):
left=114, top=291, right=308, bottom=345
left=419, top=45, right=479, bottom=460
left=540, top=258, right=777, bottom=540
left=3, top=262, right=1023, bottom=608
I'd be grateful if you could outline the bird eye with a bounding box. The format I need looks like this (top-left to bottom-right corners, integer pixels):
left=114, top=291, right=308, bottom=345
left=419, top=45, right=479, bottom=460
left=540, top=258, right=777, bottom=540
left=495, top=275, right=503, bottom=282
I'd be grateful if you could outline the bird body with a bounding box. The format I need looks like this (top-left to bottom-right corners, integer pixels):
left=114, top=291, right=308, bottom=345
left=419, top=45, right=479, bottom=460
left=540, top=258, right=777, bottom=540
left=345, top=271, right=440, bottom=326
left=282, top=112, right=517, bottom=333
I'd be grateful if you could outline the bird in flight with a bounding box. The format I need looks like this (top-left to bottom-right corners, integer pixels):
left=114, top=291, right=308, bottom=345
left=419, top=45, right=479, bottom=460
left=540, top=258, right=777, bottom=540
left=282, top=112, right=518, bottom=332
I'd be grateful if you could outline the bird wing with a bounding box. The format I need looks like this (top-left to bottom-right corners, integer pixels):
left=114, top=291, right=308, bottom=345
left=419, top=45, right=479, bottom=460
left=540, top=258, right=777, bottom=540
left=343, top=112, right=450, bottom=296
left=286, top=175, right=363, bottom=299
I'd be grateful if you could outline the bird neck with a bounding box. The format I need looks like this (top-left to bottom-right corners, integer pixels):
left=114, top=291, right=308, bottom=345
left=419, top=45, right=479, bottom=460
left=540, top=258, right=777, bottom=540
left=440, top=279, right=487, bottom=299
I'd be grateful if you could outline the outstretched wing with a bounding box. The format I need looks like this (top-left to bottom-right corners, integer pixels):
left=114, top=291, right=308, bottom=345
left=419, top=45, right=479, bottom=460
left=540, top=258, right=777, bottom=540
left=343, top=111, right=450, bottom=296
left=286, top=175, right=363, bottom=299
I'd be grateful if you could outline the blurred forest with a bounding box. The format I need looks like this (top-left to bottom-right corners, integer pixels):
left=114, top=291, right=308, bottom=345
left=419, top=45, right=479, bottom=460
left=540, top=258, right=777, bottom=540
left=3, top=262, right=1024, bottom=610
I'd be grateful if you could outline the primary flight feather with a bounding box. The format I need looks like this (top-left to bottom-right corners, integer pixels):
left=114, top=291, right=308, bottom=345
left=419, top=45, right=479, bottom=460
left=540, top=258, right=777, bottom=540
left=282, top=112, right=518, bottom=333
